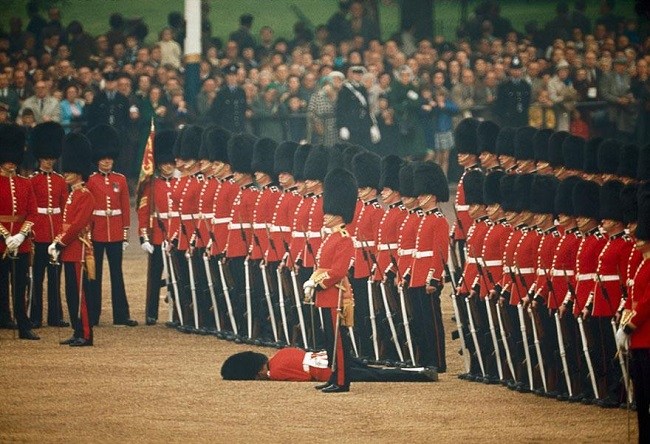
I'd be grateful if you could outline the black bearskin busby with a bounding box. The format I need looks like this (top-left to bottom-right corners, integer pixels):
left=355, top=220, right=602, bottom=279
left=153, top=129, right=177, bottom=166
left=199, top=126, right=231, bottom=163
left=617, top=144, right=638, bottom=180
left=352, top=151, right=381, bottom=190
left=484, top=170, right=505, bottom=206
left=562, top=135, right=585, bottom=172
left=638, top=144, right=650, bottom=182
left=293, top=144, right=311, bottom=181
left=533, top=128, right=553, bottom=163
left=342, top=144, right=365, bottom=170
left=583, top=137, right=603, bottom=175
left=0, top=124, right=25, bottom=165
left=548, top=130, right=569, bottom=168
left=530, top=175, right=559, bottom=215
left=620, top=183, right=638, bottom=226
left=597, top=139, right=620, bottom=175
left=178, top=124, right=203, bottom=161
left=499, top=174, right=518, bottom=212
left=514, top=173, right=534, bottom=212
left=555, top=175, right=582, bottom=217
left=572, top=178, right=600, bottom=220
left=398, top=162, right=415, bottom=198
left=323, top=168, right=358, bottom=224
left=303, top=145, right=329, bottom=182
left=477, top=120, right=500, bottom=154
left=252, top=137, right=277, bottom=178
left=599, top=180, right=624, bottom=222
left=636, top=182, right=650, bottom=241
left=221, top=351, right=268, bottom=380
left=61, top=132, right=93, bottom=179
left=31, top=122, right=64, bottom=159
left=495, top=126, right=517, bottom=158
left=454, top=117, right=479, bottom=155
left=227, top=133, right=256, bottom=175
left=413, top=161, right=449, bottom=202
left=379, top=154, right=403, bottom=191
left=88, top=124, right=120, bottom=162
left=463, top=169, right=484, bottom=205
left=274, top=141, right=298, bottom=176
left=513, top=126, right=536, bottom=161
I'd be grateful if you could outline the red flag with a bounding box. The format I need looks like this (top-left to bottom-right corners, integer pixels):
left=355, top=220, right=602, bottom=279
left=136, top=119, right=155, bottom=209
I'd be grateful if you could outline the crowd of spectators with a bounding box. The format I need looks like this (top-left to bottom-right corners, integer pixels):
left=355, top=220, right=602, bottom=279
left=0, top=0, right=648, bottom=181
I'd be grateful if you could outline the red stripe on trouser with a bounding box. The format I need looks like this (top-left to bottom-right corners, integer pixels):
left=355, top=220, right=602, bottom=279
left=331, top=308, right=345, bottom=386
left=76, top=262, right=92, bottom=340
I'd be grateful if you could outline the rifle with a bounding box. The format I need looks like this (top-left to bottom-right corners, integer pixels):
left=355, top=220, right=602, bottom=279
left=180, top=222, right=200, bottom=331
left=266, top=225, right=290, bottom=345
left=280, top=237, right=308, bottom=348
left=440, top=252, right=471, bottom=374
left=507, top=266, right=534, bottom=391
left=474, top=254, right=504, bottom=381
left=388, top=259, right=416, bottom=365
left=357, top=237, right=380, bottom=363
left=156, top=215, right=184, bottom=326
left=250, top=225, right=279, bottom=344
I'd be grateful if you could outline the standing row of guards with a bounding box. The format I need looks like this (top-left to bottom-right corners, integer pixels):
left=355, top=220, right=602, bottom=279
left=0, top=121, right=137, bottom=345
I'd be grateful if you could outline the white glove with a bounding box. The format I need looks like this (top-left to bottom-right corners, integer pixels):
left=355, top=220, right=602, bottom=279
left=141, top=241, right=154, bottom=254
left=407, top=90, right=419, bottom=100
left=303, top=279, right=315, bottom=303
left=339, top=127, right=350, bottom=141
left=47, top=242, right=59, bottom=262
left=303, top=279, right=315, bottom=291
left=615, top=327, right=629, bottom=351
left=5, top=233, right=26, bottom=250
left=122, top=241, right=129, bottom=251
left=162, top=240, right=171, bottom=253
left=370, top=125, right=381, bottom=144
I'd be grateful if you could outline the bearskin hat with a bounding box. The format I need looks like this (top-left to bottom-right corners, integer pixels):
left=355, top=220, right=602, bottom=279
left=413, top=161, right=449, bottom=202
left=583, top=137, right=602, bottom=175
left=398, top=162, right=415, bottom=198
left=178, top=124, right=203, bottom=161
left=514, top=173, right=535, bottom=212
left=495, top=126, right=517, bottom=158
left=533, top=128, right=553, bottom=163
left=483, top=170, right=505, bottom=206
left=477, top=120, right=500, bottom=155
left=61, top=132, right=92, bottom=179
left=88, top=124, right=120, bottom=162
left=548, top=130, right=569, bottom=168
left=293, top=144, right=311, bottom=181
left=227, top=133, right=256, bottom=174
left=636, top=182, right=650, bottom=241
left=562, top=135, right=585, bottom=172
left=599, top=180, right=624, bottom=222
left=463, top=169, right=484, bottom=205
left=303, top=145, right=329, bottom=182
left=352, top=151, right=381, bottom=190
left=342, top=144, right=366, bottom=171
left=454, top=117, right=479, bottom=155
left=530, top=175, right=559, bottom=215
left=0, top=124, right=25, bottom=165
left=31, top=122, right=64, bottom=159
left=323, top=167, right=358, bottom=224
left=513, top=126, right=536, bottom=161
left=555, top=175, right=581, bottom=217
left=274, top=141, right=298, bottom=176
left=252, top=137, right=277, bottom=178
left=327, top=146, right=345, bottom=172
left=620, top=183, right=638, bottom=225
left=638, top=144, right=650, bottom=182
left=617, top=144, right=639, bottom=180
left=153, top=129, right=177, bottom=166
left=199, top=126, right=231, bottom=163
left=220, top=351, right=268, bottom=381
left=572, top=178, right=600, bottom=219
left=379, top=155, right=403, bottom=191
left=499, top=174, right=518, bottom=212
left=597, top=139, right=620, bottom=175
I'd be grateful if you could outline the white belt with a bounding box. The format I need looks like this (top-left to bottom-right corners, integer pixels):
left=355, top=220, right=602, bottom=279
left=229, top=223, right=252, bottom=229
left=456, top=204, right=469, bottom=211
left=322, top=227, right=332, bottom=235
left=158, top=211, right=179, bottom=220
left=197, top=212, right=214, bottom=219
left=212, top=217, right=231, bottom=224
left=516, top=267, right=535, bottom=274
left=551, top=269, right=575, bottom=277
left=292, top=231, right=321, bottom=238
left=377, top=243, right=398, bottom=251
left=354, top=240, right=376, bottom=248
left=598, top=274, right=620, bottom=282
left=398, top=248, right=415, bottom=257
left=413, top=251, right=433, bottom=259
left=577, top=273, right=596, bottom=281
left=484, top=260, right=502, bottom=267
left=37, top=207, right=61, bottom=215
left=253, top=223, right=268, bottom=230
left=93, top=209, right=122, bottom=216
left=466, top=256, right=478, bottom=264
left=181, top=213, right=201, bottom=220
left=536, top=269, right=547, bottom=276
left=503, top=266, right=512, bottom=273
left=269, top=225, right=291, bottom=233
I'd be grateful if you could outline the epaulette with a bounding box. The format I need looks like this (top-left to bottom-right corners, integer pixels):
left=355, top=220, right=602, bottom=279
left=89, top=171, right=99, bottom=177
left=363, top=197, right=379, bottom=207
left=240, top=182, right=256, bottom=190
left=552, top=230, right=561, bottom=237
left=194, top=172, right=204, bottom=181
left=425, top=207, right=443, bottom=217
left=412, top=208, right=424, bottom=216
left=475, top=215, right=489, bottom=223
left=268, top=185, right=280, bottom=192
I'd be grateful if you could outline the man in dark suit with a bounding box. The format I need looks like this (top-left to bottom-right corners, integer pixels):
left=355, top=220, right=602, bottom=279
left=0, top=73, right=20, bottom=120
left=12, top=69, right=33, bottom=103
left=208, top=64, right=247, bottom=134
left=85, top=72, right=129, bottom=132
left=495, top=57, right=531, bottom=128
left=336, top=66, right=380, bottom=149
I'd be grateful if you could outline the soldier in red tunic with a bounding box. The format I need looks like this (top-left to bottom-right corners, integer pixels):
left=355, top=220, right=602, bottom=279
left=408, top=161, right=449, bottom=371
left=137, top=129, right=177, bottom=326
left=86, top=124, right=137, bottom=326
left=477, top=120, right=502, bottom=173
left=617, top=181, right=650, bottom=443
left=304, top=167, right=357, bottom=392
left=0, top=124, right=39, bottom=339
left=49, top=132, right=95, bottom=346
left=28, top=122, right=69, bottom=328
left=495, top=126, right=518, bottom=174
left=451, top=118, right=480, bottom=268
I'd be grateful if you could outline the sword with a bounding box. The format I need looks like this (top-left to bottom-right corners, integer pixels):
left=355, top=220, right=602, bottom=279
left=442, top=257, right=471, bottom=373
left=260, top=260, right=279, bottom=343
left=181, top=223, right=200, bottom=330
left=217, top=258, right=238, bottom=336
left=465, top=276, right=486, bottom=377
left=475, top=256, right=504, bottom=381
left=165, top=242, right=184, bottom=326
left=276, top=266, right=291, bottom=344
left=155, top=214, right=183, bottom=325
left=160, top=241, right=173, bottom=324
left=281, top=237, right=308, bottom=348
left=516, top=268, right=547, bottom=392
left=203, top=251, right=222, bottom=332
left=509, top=267, right=534, bottom=391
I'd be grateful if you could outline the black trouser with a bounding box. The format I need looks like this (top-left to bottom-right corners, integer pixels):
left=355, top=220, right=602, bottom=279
left=631, top=348, right=650, bottom=444
left=227, top=256, right=248, bottom=337
left=280, top=266, right=306, bottom=347
left=349, top=359, right=436, bottom=382
left=476, top=296, right=500, bottom=380
left=299, top=266, right=324, bottom=350
left=64, top=262, right=92, bottom=341
left=30, top=242, right=64, bottom=326
left=456, top=292, right=483, bottom=376
left=376, top=277, right=405, bottom=363
left=592, top=315, right=622, bottom=401
left=351, top=273, right=374, bottom=359
left=145, top=244, right=165, bottom=321
left=322, top=306, right=352, bottom=387
left=190, top=248, right=211, bottom=330
left=250, top=258, right=273, bottom=341
left=90, top=241, right=131, bottom=324
left=409, top=286, right=446, bottom=370
left=504, top=302, right=524, bottom=384
left=0, top=252, right=31, bottom=333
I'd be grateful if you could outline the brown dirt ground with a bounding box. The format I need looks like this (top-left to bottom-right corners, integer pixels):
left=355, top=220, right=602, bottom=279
left=0, top=208, right=638, bottom=443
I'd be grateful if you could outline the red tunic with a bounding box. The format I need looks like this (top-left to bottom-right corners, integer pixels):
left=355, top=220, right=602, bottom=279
left=313, top=227, right=355, bottom=308
left=210, top=175, right=238, bottom=256
left=451, top=167, right=478, bottom=240
left=626, top=258, right=650, bottom=349
left=137, top=176, right=174, bottom=245
left=290, top=193, right=323, bottom=268
left=0, top=173, right=37, bottom=255
left=225, top=182, right=256, bottom=258
left=268, top=347, right=331, bottom=382
left=592, top=232, right=634, bottom=317
left=509, top=228, right=542, bottom=306
left=196, top=175, right=219, bottom=249
left=410, top=207, right=449, bottom=288
left=573, top=227, right=607, bottom=315
left=267, top=187, right=301, bottom=263
left=56, top=184, right=95, bottom=263
left=29, top=170, right=67, bottom=243
left=532, top=226, right=562, bottom=305
left=626, top=247, right=643, bottom=297
left=548, top=228, right=582, bottom=310
left=480, top=220, right=510, bottom=294
left=397, top=208, right=423, bottom=277
left=501, top=225, right=524, bottom=302
left=250, top=184, right=282, bottom=260
left=460, top=217, right=491, bottom=296
left=374, top=202, right=407, bottom=281
left=170, top=174, right=204, bottom=250
left=351, top=197, right=383, bottom=279
left=87, top=171, right=130, bottom=243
